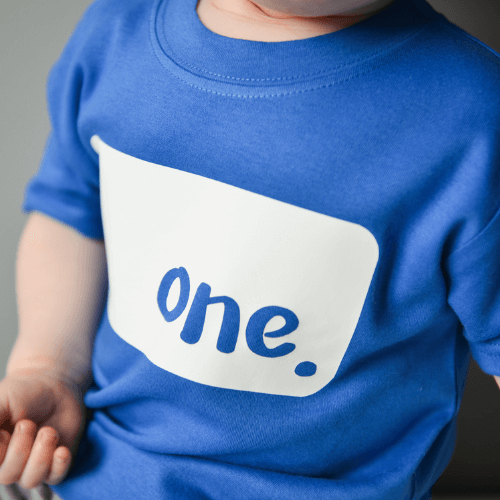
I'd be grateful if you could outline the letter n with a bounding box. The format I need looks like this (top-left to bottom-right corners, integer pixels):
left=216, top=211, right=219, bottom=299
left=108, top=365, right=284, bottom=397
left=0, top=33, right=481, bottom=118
left=180, top=283, right=240, bottom=353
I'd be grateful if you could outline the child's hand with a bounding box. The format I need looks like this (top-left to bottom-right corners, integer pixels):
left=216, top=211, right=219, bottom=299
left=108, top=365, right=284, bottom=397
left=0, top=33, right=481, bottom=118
left=0, top=368, right=89, bottom=489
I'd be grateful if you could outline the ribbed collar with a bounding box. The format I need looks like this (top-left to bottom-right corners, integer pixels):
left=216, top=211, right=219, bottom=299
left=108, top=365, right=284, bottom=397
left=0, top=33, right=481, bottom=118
left=150, top=0, right=438, bottom=94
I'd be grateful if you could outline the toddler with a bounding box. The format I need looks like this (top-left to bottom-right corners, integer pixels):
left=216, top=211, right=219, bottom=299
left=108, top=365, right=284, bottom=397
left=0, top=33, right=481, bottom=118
left=1, top=0, right=500, bottom=498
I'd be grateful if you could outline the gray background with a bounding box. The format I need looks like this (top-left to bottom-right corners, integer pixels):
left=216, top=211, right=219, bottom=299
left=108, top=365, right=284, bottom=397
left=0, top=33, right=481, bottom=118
left=1, top=0, right=499, bottom=495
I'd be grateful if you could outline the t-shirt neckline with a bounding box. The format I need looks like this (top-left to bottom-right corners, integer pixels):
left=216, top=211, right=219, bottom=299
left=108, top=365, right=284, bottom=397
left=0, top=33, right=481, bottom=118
left=150, top=0, right=436, bottom=96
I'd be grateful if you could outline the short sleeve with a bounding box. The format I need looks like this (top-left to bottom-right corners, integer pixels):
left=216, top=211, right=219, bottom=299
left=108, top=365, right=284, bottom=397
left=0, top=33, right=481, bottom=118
left=444, top=203, right=500, bottom=376
left=21, top=0, right=105, bottom=240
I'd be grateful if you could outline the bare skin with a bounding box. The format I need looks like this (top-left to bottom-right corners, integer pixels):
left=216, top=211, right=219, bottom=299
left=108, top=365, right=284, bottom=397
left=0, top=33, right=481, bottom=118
left=0, top=212, right=104, bottom=490
left=196, top=0, right=396, bottom=41
left=0, top=366, right=89, bottom=489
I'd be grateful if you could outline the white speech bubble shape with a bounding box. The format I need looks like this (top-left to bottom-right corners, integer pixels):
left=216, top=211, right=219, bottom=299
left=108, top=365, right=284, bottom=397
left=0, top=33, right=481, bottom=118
left=91, top=135, right=379, bottom=397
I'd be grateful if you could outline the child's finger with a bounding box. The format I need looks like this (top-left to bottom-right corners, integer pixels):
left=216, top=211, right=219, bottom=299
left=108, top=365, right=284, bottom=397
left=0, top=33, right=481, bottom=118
left=45, top=446, right=72, bottom=485
left=0, top=420, right=36, bottom=485
left=18, top=427, right=59, bottom=490
left=0, top=430, right=11, bottom=467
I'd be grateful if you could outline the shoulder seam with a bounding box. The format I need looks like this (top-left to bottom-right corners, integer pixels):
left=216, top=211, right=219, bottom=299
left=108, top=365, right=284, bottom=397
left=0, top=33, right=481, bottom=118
left=435, top=16, right=500, bottom=61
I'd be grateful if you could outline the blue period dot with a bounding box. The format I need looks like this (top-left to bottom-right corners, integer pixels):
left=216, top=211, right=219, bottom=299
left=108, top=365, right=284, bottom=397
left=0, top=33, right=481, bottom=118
left=295, top=362, right=317, bottom=377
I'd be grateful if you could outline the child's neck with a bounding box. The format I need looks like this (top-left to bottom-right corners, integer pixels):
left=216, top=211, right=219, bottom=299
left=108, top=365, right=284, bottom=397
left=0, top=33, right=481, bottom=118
left=196, top=0, right=378, bottom=42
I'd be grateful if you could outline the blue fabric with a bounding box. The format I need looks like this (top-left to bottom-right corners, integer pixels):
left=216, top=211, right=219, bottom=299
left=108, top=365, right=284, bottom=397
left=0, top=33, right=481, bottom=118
left=21, top=0, right=500, bottom=498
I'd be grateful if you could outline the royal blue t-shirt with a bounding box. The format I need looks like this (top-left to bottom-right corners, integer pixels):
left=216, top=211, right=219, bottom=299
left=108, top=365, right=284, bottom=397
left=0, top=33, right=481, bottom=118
left=21, top=0, right=500, bottom=498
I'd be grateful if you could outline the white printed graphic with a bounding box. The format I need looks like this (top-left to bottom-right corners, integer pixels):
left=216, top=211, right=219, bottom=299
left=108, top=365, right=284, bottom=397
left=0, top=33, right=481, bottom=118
left=90, top=135, right=379, bottom=397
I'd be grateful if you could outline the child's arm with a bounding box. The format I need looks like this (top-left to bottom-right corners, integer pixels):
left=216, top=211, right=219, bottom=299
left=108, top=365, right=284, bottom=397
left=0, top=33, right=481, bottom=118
left=0, top=211, right=108, bottom=489
left=7, top=210, right=108, bottom=385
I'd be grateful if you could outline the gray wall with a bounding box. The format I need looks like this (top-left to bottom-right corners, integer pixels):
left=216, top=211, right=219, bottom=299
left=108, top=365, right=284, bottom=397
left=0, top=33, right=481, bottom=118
left=1, top=0, right=499, bottom=493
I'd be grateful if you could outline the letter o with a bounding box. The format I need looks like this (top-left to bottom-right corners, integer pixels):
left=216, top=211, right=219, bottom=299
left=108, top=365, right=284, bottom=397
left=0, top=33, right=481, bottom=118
left=157, top=267, right=190, bottom=322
